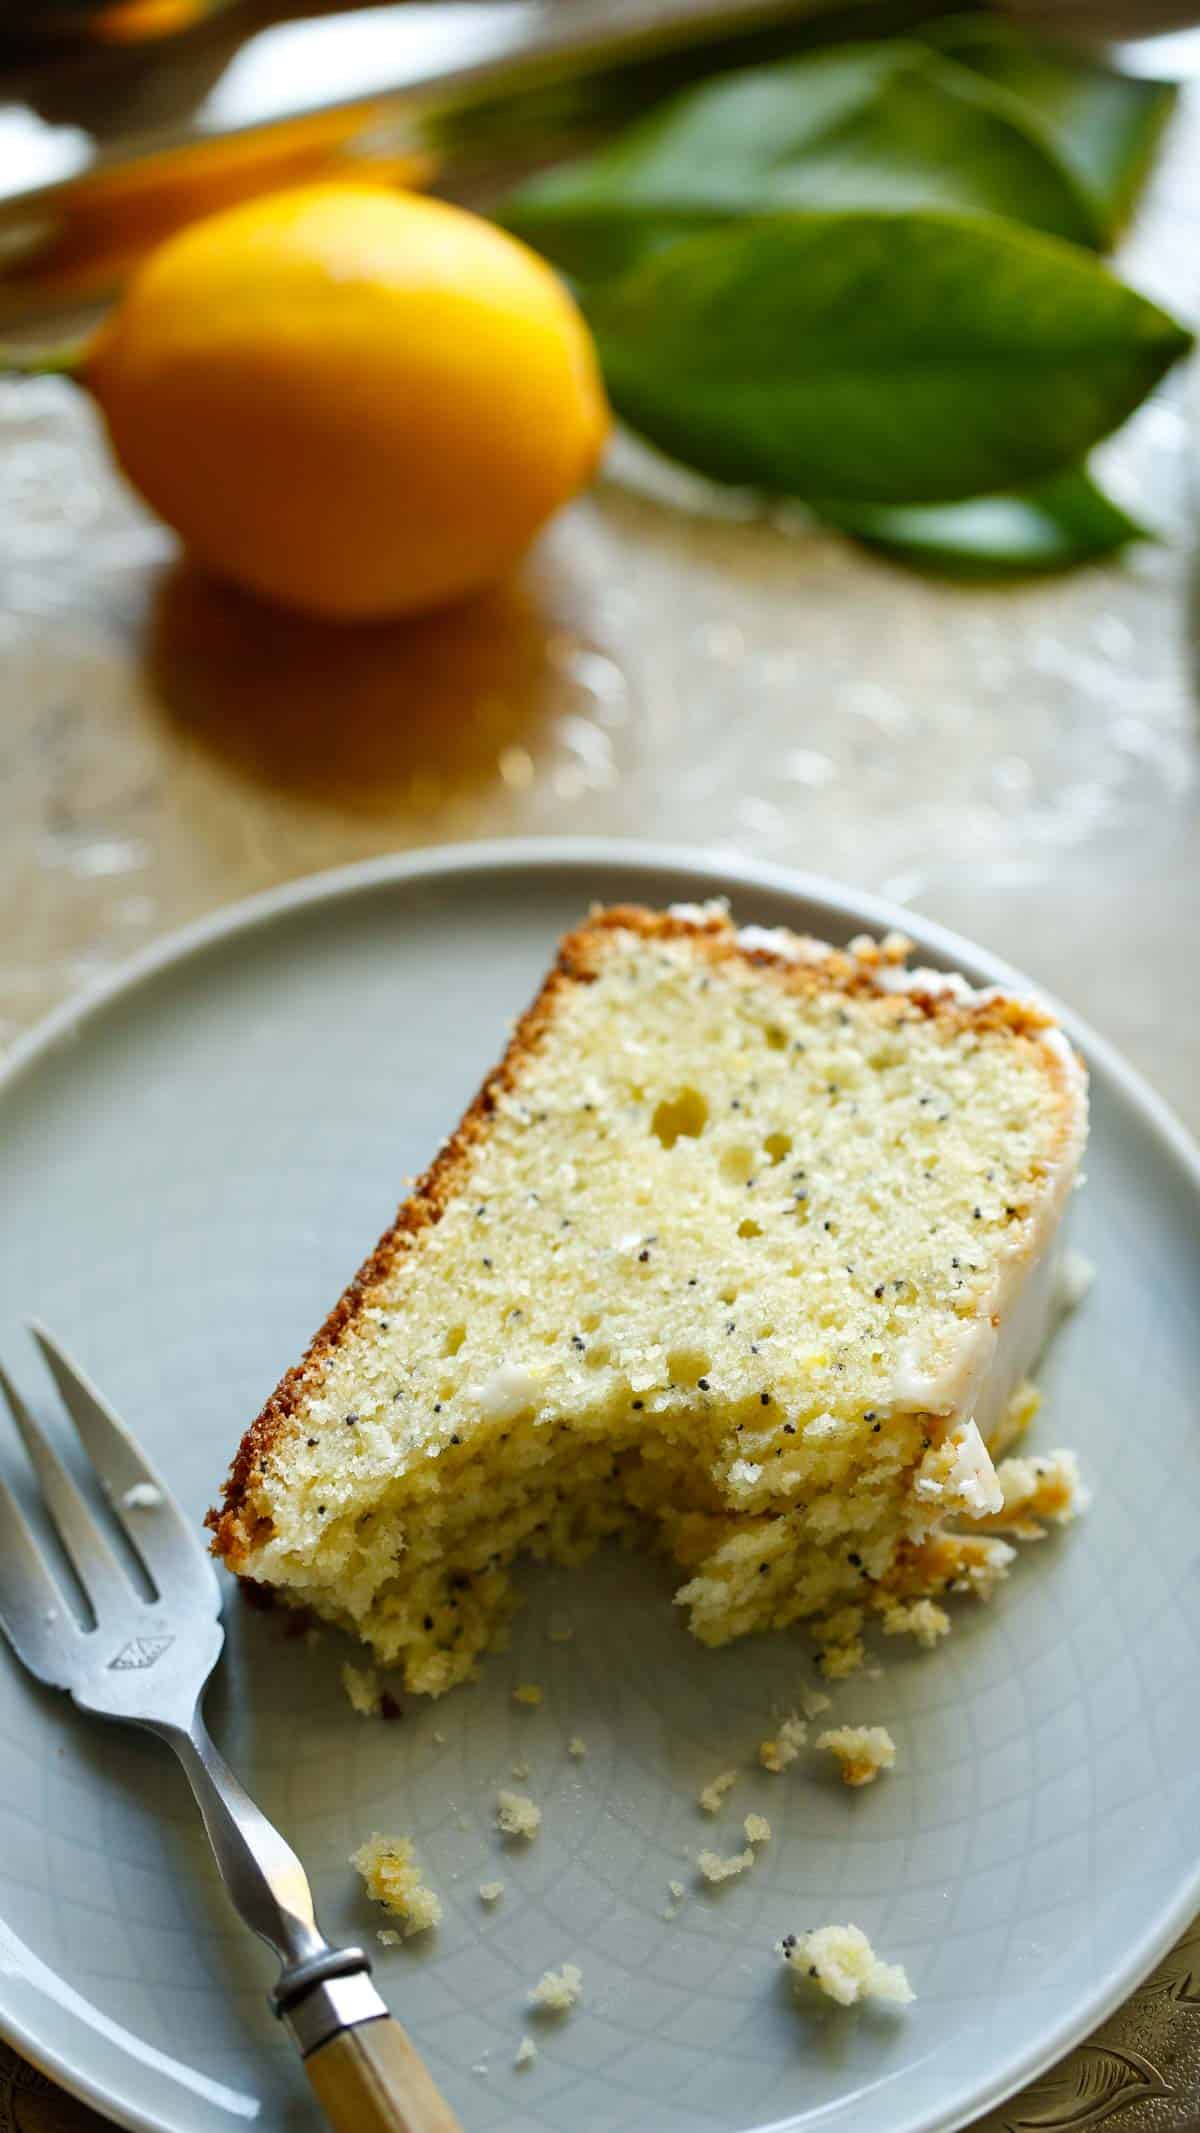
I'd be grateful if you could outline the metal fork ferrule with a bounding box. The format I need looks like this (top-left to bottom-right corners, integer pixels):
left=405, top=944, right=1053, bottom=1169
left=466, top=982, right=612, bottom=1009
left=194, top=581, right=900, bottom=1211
left=278, top=1968, right=391, bottom=2056
left=271, top=1943, right=373, bottom=2016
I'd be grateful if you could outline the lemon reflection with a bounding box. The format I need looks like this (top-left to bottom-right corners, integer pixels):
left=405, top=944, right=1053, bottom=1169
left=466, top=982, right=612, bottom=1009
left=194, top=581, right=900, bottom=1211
left=145, top=561, right=563, bottom=819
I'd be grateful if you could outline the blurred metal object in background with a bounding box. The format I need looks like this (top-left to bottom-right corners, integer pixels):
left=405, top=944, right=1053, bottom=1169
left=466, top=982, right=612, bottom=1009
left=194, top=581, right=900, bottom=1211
left=3, top=0, right=1195, bottom=343
left=0, top=0, right=955, bottom=336
left=0, top=0, right=237, bottom=45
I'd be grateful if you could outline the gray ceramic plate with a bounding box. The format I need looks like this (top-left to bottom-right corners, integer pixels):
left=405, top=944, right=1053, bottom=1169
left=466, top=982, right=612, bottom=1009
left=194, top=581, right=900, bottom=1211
left=1, top=840, right=1198, bottom=2133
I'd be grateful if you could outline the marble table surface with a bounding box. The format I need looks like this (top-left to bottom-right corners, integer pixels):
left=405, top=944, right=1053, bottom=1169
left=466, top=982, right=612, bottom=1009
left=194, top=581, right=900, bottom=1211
left=1, top=43, right=1199, bottom=2133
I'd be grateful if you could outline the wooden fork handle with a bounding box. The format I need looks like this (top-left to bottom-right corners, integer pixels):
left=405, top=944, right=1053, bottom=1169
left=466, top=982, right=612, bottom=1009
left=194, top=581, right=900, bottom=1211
left=305, top=2014, right=464, bottom=2133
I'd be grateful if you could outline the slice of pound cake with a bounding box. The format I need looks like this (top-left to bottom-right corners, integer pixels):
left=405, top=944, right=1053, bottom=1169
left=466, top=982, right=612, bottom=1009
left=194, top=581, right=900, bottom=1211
left=208, top=903, right=1087, bottom=1694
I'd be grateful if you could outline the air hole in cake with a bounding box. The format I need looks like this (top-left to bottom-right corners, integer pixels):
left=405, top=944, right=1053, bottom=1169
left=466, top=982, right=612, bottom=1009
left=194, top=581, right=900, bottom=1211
left=651, top=1087, right=709, bottom=1147
left=764, top=1025, right=787, bottom=1051
left=764, top=1132, right=792, bottom=1165
left=738, top=1217, right=763, bottom=1239
left=668, top=1347, right=713, bottom=1388
left=722, top=1146, right=755, bottom=1185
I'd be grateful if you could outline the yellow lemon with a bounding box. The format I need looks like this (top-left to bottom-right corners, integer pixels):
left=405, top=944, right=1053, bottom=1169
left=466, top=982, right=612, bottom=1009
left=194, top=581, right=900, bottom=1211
left=84, top=184, right=609, bottom=620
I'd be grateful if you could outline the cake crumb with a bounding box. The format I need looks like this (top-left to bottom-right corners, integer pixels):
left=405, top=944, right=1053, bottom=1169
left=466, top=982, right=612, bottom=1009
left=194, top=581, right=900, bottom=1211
left=513, top=1683, right=544, bottom=1707
left=744, top=1813, right=771, bottom=1844
left=1057, top=1248, right=1095, bottom=1313
left=981, top=1449, right=1089, bottom=1538
left=478, top=1880, right=505, bottom=1904
left=120, top=1482, right=162, bottom=1510
left=780, top=1924, right=913, bottom=2008
left=432, top=1729, right=445, bottom=1744
left=817, top=1725, right=896, bottom=1787
left=816, top=1605, right=864, bottom=1645
left=496, top=1790, right=542, bottom=1839
left=376, top=1928, right=400, bottom=1947
left=664, top=1874, right=688, bottom=1917
left=815, top=1608, right=866, bottom=1678
left=548, top=1625, right=574, bottom=1644
left=351, top=1835, right=442, bottom=1936
left=567, top=1735, right=587, bottom=1759
left=800, top=1687, right=832, bottom=1719
left=698, top=1769, right=739, bottom=1814
left=819, top=1638, right=866, bottom=1680
left=759, top=1712, right=807, bottom=1772
left=511, top=1759, right=530, bottom=1779
left=697, top=1846, right=754, bottom=1884
left=514, top=2035, right=538, bottom=2069
left=529, top=1962, right=582, bottom=2012
left=879, top=1597, right=950, bottom=1648
left=341, top=1662, right=381, bottom=1718
left=988, top=1376, right=1041, bottom=1456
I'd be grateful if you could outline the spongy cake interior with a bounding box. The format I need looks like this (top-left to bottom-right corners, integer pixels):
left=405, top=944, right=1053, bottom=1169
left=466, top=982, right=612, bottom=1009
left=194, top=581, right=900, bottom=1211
left=210, top=906, right=1085, bottom=1693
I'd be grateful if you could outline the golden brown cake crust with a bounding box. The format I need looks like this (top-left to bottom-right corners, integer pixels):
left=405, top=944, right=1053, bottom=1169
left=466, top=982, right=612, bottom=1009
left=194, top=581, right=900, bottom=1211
left=206, top=902, right=1074, bottom=1567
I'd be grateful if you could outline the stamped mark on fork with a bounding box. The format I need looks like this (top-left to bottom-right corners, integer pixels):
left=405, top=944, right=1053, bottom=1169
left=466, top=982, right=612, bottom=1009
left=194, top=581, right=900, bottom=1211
left=108, top=1635, right=175, bottom=1670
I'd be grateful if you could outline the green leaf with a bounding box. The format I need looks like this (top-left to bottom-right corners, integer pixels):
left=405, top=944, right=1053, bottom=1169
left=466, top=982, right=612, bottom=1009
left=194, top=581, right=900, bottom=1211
left=587, top=211, right=1192, bottom=506
left=502, top=42, right=1104, bottom=284
left=427, top=0, right=1017, bottom=169
left=921, top=16, right=1177, bottom=237
left=819, top=468, right=1147, bottom=577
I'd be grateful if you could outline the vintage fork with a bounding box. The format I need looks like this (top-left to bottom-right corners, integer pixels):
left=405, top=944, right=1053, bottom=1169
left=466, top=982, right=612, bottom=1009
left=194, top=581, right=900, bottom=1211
left=0, top=1325, right=461, bottom=2133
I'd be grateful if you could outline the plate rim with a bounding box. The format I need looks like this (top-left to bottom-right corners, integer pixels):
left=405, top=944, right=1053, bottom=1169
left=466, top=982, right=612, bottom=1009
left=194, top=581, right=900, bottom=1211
left=1, top=833, right=1198, bottom=2133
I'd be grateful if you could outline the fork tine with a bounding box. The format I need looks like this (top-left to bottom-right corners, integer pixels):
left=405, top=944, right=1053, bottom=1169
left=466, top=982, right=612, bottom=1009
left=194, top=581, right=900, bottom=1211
left=0, top=1363, right=135, bottom=1621
left=30, top=1325, right=220, bottom=1614
left=0, top=1469, right=81, bottom=1687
